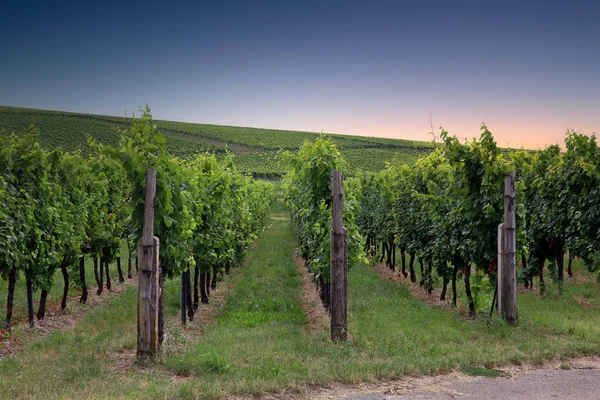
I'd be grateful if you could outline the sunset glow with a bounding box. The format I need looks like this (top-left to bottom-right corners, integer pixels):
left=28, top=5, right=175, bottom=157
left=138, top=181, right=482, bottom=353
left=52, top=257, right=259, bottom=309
left=1, top=0, right=598, bottom=149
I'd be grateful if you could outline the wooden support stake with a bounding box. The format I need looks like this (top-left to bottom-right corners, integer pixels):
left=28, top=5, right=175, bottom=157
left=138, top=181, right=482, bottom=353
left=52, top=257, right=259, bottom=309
left=500, top=171, right=517, bottom=325
left=181, top=270, right=187, bottom=326
left=137, top=168, right=161, bottom=362
left=497, top=223, right=504, bottom=315
left=26, top=278, right=34, bottom=328
left=330, top=170, right=348, bottom=341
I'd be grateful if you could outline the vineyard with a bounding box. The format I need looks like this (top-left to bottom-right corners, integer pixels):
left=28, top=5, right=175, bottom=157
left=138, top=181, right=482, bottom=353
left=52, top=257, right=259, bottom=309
left=1, top=113, right=600, bottom=399
left=352, top=125, right=600, bottom=315
left=276, top=127, right=600, bottom=320
left=0, top=107, right=275, bottom=334
left=0, top=105, right=433, bottom=178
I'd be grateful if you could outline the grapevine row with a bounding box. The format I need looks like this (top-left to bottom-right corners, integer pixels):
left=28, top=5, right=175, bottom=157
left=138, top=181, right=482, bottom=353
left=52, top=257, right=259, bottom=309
left=282, top=137, right=363, bottom=309
left=356, top=126, right=600, bottom=314
left=0, top=108, right=275, bottom=330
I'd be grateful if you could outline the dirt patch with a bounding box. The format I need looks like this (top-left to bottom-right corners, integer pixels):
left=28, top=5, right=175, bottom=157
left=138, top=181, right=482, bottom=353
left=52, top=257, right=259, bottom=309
left=220, top=372, right=477, bottom=400
left=102, top=349, right=137, bottom=374
left=0, top=329, right=20, bottom=357
left=568, top=272, right=598, bottom=285
left=373, top=260, right=403, bottom=283
left=295, top=256, right=330, bottom=335
left=495, top=355, right=600, bottom=374
left=572, top=296, right=596, bottom=308
left=310, top=372, right=476, bottom=399
left=165, top=278, right=229, bottom=352
left=0, top=277, right=137, bottom=358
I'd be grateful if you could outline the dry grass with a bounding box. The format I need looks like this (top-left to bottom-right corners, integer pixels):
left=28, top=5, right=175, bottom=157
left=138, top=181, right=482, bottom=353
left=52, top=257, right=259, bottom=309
left=295, top=256, right=329, bottom=336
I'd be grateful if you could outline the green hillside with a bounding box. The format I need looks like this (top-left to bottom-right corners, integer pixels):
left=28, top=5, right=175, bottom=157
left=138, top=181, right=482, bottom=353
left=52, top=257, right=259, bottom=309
left=0, top=105, right=434, bottom=177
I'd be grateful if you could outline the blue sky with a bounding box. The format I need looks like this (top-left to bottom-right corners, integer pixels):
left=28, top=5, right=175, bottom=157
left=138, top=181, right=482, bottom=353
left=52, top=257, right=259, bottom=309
left=1, top=0, right=598, bottom=148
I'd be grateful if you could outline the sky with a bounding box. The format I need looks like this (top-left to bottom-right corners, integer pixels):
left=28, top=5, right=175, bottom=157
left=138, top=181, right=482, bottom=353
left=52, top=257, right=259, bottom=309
left=1, top=0, right=598, bottom=149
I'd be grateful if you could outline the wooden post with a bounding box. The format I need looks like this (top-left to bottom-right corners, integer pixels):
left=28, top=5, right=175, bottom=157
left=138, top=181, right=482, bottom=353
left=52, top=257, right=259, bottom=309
left=137, top=168, right=161, bottom=362
left=181, top=270, right=187, bottom=326
left=500, top=172, right=517, bottom=325
left=330, top=170, right=348, bottom=341
left=26, top=278, right=34, bottom=328
left=497, top=223, right=504, bottom=315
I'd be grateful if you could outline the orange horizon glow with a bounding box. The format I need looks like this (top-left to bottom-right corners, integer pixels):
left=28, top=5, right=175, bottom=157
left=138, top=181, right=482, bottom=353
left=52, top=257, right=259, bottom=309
left=185, top=115, right=597, bottom=151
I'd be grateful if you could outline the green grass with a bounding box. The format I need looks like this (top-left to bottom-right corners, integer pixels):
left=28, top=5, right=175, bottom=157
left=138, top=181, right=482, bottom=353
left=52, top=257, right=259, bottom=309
left=461, top=365, right=508, bottom=377
left=0, top=258, right=188, bottom=399
left=1, top=200, right=600, bottom=399
left=0, top=105, right=434, bottom=177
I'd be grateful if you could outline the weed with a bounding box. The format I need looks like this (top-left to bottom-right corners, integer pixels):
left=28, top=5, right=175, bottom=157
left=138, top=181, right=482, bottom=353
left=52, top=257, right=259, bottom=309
left=461, top=365, right=508, bottom=378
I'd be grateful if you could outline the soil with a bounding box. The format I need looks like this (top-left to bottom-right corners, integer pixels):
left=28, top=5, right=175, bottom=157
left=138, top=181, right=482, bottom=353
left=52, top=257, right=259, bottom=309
left=295, top=255, right=330, bottom=336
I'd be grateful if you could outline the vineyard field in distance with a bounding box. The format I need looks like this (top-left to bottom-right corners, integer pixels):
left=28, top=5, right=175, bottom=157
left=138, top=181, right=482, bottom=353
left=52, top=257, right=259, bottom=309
left=0, top=105, right=434, bottom=178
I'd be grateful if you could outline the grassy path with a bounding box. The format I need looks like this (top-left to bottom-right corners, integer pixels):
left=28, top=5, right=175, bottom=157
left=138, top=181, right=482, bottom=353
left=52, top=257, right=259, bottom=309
left=165, top=199, right=323, bottom=397
left=1, top=199, right=600, bottom=399
left=165, top=199, right=600, bottom=397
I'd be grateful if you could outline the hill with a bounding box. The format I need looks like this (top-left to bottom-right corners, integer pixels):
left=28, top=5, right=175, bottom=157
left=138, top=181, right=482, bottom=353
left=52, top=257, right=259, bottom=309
left=0, top=105, right=434, bottom=177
